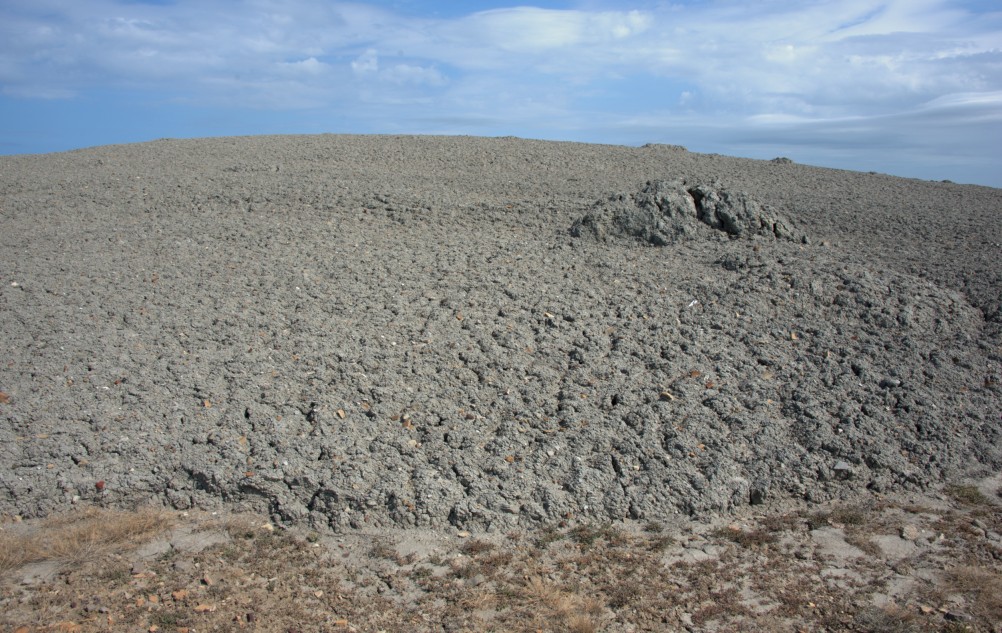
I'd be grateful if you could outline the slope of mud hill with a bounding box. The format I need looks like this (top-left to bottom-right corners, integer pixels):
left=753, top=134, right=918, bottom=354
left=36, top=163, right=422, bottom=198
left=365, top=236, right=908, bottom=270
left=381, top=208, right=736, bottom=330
left=1, top=135, right=1000, bottom=534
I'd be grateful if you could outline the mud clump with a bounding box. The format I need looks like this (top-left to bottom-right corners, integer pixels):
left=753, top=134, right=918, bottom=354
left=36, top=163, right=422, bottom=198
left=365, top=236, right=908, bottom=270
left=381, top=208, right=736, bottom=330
left=571, top=180, right=807, bottom=245
left=0, top=135, right=999, bottom=536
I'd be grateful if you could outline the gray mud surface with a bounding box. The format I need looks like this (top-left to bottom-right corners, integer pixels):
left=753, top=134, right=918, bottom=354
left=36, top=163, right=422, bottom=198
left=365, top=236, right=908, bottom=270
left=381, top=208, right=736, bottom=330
left=1, top=135, right=1000, bottom=532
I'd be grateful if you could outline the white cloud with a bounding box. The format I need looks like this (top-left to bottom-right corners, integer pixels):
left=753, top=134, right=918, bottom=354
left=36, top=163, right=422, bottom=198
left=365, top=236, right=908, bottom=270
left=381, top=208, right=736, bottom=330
left=382, top=63, right=446, bottom=86
left=453, top=7, right=649, bottom=51
left=0, top=0, right=999, bottom=183
left=470, top=8, right=584, bottom=51
left=350, top=49, right=442, bottom=85
left=352, top=49, right=379, bottom=74
left=3, top=1, right=990, bottom=112
left=915, top=90, right=1002, bottom=122
left=423, top=7, right=653, bottom=72
left=278, top=57, right=328, bottom=75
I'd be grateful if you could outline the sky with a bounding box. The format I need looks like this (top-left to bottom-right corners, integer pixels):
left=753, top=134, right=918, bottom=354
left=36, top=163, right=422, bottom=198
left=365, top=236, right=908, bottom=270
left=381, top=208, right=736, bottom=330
left=1, top=0, right=1001, bottom=187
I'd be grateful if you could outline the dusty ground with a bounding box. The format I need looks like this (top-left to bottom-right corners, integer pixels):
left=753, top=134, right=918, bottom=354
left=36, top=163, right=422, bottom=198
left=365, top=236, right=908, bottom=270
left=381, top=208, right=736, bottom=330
left=1, top=476, right=1001, bottom=632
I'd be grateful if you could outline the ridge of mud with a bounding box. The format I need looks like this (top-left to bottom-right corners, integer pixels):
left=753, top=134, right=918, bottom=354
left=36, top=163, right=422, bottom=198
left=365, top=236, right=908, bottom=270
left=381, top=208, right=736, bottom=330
left=0, top=134, right=1000, bottom=535
left=571, top=180, right=807, bottom=245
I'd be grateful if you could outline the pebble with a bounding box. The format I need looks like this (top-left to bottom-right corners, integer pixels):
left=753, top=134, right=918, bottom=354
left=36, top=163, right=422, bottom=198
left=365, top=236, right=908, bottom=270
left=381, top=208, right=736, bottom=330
left=900, top=525, right=920, bottom=541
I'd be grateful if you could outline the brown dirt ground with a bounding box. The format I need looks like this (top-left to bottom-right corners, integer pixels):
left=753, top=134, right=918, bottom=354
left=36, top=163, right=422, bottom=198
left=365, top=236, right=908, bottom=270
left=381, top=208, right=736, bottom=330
left=2, top=476, right=1001, bottom=633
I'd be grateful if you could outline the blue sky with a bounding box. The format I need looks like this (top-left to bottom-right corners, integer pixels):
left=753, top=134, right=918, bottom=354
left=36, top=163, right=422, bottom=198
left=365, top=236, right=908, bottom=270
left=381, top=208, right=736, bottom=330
left=1, top=0, right=1000, bottom=186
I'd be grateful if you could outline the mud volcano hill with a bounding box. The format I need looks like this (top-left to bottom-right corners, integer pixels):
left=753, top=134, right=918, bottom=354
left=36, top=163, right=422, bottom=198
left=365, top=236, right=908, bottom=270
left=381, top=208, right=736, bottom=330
left=1, top=135, right=1000, bottom=532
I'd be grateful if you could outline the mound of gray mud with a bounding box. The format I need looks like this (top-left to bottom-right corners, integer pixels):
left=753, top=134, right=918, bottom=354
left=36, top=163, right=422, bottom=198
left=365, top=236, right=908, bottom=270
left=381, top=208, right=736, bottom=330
left=1, top=135, right=999, bottom=532
left=571, top=180, right=807, bottom=245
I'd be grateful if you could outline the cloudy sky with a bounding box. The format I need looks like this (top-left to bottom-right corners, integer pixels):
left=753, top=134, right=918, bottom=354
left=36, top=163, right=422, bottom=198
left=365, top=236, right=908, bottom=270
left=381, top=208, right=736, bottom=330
left=1, top=0, right=1000, bottom=186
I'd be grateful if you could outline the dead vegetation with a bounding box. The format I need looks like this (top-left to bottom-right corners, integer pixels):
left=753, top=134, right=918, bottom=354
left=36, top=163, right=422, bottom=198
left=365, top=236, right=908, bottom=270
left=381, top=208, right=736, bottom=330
left=0, top=507, right=171, bottom=574
left=0, top=481, right=1000, bottom=632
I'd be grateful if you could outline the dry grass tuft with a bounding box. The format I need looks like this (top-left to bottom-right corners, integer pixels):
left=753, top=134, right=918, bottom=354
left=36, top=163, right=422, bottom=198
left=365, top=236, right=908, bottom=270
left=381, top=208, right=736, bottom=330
left=945, top=565, right=1002, bottom=622
left=520, top=575, right=605, bottom=632
left=0, top=506, right=172, bottom=574
left=845, top=533, right=884, bottom=558
left=806, top=504, right=871, bottom=529
left=850, top=605, right=924, bottom=633
left=645, top=533, right=676, bottom=551
left=525, top=575, right=568, bottom=610
left=0, top=533, right=29, bottom=574
left=369, top=538, right=398, bottom=561
left=566, top=613, right=599, bottom=633
left=947, top=485, right=990, bottom=506
left=461, top=538, right=496, bottom=555
left=459, top=587, right=498, bottom=611
left=535, top=523, right=565, bottom=548
left=568, top=523, right=628, bottom=549
left=712, top=525, right=777, bottom=548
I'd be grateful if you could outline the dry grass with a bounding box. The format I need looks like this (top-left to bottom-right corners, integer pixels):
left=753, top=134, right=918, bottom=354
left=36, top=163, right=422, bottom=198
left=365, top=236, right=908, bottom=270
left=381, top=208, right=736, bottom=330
left=566, top=613, right=600, bottom=633
left=2, top=484, right=1000, bottom=632
left=520, top=575, right=604, bottom=631
left=845, top=532, right=884, bottom=558
left=712, top=525, right=778, bottom=548
left=947, top=485, right=990, bottom=506
left=461, top=537, right=496, bottom=555
left=368, top=537, right=398, bottom=561
left=568, top=522, right=629, bottom=549
left=806, top=504, right=872, bottom=529
left=0, top=506, right=171, bottom=574
left=945, top=565, right=1002, bottom=623
left=850, top=605, right=925, bottom=633
left=0, top=532, right=27, bottom=574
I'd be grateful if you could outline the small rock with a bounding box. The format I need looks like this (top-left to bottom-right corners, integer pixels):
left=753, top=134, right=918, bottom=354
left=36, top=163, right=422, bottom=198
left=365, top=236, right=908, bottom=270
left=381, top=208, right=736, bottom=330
left=172, top=559, right=195, bottom=574
left=900, top=525, right=920, bottom=541
left=944, top=610, right=973, bottom=622
left=891, top=561, right=913, bottom=575
left=872, top=534, right=918, bottom=559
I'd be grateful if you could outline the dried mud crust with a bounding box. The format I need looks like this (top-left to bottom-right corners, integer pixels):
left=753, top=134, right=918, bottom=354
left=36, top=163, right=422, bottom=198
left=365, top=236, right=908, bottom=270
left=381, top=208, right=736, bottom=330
left=1, top=479, right=1000, bottom=632
left=571, top=180, right=808, bottom=245
left=0, top=135, right=1000, bottom=536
